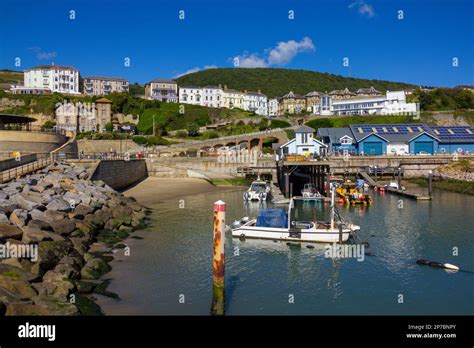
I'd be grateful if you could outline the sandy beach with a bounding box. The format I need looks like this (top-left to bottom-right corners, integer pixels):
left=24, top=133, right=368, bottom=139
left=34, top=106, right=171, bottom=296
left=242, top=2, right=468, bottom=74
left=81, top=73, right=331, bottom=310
left=123, top=177, right=239, bottom=206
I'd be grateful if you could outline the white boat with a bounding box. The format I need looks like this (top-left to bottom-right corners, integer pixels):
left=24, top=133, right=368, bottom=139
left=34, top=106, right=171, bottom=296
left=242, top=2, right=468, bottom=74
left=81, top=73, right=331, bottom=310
left=232, top=188, right=360, bottom=243
left=243, top=180, right=272, bottom=201
left=300, top=183, right=325, bottom=200
left=385, top=181, right=405, bottom=190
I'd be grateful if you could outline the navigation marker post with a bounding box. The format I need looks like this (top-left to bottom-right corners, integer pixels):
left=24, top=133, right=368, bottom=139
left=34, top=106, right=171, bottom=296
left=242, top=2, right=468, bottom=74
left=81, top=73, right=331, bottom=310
left=211, top=200, right=226, bottom=315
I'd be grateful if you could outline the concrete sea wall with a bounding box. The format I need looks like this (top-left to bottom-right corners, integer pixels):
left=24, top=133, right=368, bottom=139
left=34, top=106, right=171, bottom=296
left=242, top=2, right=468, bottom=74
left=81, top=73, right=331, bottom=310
left=91, top=159, right=148, bottom=190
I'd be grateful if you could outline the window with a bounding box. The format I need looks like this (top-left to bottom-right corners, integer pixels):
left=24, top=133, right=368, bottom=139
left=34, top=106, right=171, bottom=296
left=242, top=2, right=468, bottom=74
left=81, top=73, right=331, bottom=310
left=340, top=136, right=352, bottom=145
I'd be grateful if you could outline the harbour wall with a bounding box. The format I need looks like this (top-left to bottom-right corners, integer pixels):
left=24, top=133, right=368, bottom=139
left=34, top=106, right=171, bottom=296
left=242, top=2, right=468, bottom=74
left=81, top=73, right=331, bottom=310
left=0, top=130, right=68, bottom=153
left=77, top=139, right=141, bottom=153
left=67, top=159, right=148, bottom=190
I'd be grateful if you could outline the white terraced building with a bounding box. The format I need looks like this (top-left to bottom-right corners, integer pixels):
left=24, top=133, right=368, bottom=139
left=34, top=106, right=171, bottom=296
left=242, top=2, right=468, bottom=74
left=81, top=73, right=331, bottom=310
left=83, top=76, right=129, bottom=96
left=268, top=98, right=279, bottom=116
left=243, top=91, right=268, bottom=116
left=202, top=85, right=223, bottom=108
left=330, top=91, right=418, bottom=116
left=179, top=86, right=203, bottom=105
left=24, top=65, right=80, bottom=94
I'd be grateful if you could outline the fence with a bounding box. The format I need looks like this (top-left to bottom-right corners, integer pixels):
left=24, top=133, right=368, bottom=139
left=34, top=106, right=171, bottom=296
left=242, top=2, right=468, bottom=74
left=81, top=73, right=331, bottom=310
left=0, top=156, right=51, bottom=184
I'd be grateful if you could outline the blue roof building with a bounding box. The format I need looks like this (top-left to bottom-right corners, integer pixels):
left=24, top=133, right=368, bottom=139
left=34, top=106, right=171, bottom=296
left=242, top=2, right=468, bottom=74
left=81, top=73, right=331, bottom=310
left=316, top=123, right=474, bottom=155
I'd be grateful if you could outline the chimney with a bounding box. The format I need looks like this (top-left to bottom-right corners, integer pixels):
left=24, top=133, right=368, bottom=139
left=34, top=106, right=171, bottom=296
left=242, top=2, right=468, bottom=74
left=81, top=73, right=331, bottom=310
left=224, top=85, right=227, bottom=90
left=244, top=89, right=247, bottom=93
left=258, top=89, right=261, bottom=94
left=219, top=84, right=222, bottom=89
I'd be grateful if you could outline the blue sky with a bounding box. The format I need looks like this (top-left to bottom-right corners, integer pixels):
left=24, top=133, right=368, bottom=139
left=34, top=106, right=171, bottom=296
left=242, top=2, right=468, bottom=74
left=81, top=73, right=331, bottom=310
left=1, top=0, right=473, bottom=86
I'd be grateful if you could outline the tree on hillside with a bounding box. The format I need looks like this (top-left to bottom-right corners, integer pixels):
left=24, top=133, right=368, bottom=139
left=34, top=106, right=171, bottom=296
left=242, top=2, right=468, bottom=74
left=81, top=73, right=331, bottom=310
left=186, top=122, right=200, bottom=137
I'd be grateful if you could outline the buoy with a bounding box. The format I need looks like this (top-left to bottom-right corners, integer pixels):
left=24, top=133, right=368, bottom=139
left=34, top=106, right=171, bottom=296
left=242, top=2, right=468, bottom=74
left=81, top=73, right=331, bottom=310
left=443, top=263, right=459, bottom=271
left=417, top=259, right=460, bottom=271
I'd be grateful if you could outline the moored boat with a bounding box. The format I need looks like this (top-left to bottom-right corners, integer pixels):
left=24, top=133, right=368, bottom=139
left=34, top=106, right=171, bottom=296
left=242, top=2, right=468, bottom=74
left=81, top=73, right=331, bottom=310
left=232, top=188, right=360, bottom=243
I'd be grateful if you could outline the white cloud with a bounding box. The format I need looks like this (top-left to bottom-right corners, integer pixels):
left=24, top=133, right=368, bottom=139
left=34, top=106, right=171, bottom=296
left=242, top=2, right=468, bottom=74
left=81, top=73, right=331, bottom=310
left=28, top=47, right=57, bottom=60
left=348, top=1, right=376, bottom=18
left=235, top=53, right=268, bottom=68
left=175, top=65, right=217, bottom=78
left=232, top=37, right=315, bottom=68
left=267, top=37, right=315, bottom=66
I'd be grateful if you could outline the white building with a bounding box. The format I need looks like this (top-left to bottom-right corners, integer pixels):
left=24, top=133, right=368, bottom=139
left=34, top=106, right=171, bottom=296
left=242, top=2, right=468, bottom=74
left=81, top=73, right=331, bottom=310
left=243, top=91, right=268, bottom=116
left=24, top=65, right=80, bottom=94
left=268, top=98, right=279, bottom=116
left=330, top=91, right=418, bottom=116
left=276, top=125, right=327, bottom=160
left=179, top=86, right=203, bottom=105
left=202, top=85, right=223, bottom=108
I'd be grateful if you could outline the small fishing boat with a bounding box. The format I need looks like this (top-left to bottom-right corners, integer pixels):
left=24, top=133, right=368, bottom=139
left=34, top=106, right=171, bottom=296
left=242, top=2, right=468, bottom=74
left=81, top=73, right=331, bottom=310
left=300, top=183, right=325, bottom=201
left=232, top=188, right=360, bottom=243
left=336, top=180, right=372, bottom=205
left=243, top=180, right=272, bottom=201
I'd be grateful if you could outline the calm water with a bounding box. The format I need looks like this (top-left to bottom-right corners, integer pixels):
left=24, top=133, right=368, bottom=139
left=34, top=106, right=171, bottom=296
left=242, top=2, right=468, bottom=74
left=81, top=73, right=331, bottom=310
left=99, top=186, right=474, bottom=315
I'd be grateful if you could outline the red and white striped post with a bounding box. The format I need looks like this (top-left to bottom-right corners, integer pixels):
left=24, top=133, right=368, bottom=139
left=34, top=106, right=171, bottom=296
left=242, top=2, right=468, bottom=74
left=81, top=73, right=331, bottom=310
left=211, top=200, right=226, bottom=315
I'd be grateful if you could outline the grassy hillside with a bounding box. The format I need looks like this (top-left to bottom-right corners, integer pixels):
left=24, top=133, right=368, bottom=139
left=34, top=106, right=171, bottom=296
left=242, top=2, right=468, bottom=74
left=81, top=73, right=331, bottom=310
left=0, top=69, right=23, bottom=84
left=175, top=68, right=417, bottom=97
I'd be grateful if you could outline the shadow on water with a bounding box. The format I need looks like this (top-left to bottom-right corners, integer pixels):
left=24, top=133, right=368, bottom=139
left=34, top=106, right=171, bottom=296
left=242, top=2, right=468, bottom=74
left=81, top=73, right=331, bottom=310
left=225, top=275, right=240, bottom=310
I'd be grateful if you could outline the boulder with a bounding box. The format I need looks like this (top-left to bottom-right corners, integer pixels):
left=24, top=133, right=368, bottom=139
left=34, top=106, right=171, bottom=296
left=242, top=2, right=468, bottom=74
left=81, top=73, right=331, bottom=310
left=5, top=303, right=51, bottom=316
left=31, top=294, right=79, bottom=315
left=46, top=198, right=71, bottom=212
left=73, top=204, right=93, bottom=217
left=27, top=219, right=52, bottom=231
left=0, top=275, right=37, bottom=299
left=30, top=240, right=71, bottom=276
left=80, top=258, right=111, bottom=280
left=64, top=192, right=81, bottom=206
left=49, top=219, right=75, bottom=236
left=0, top=200, right=19, bottom=214
left=0, top=223, right=23, bottom=241
left=0, top=264, right=41, bottom=282
left=9, top=209, right=28, bottom=227
left=21, top=225, right=64, bottom=244
left=0, top=213, right=10, bottom=224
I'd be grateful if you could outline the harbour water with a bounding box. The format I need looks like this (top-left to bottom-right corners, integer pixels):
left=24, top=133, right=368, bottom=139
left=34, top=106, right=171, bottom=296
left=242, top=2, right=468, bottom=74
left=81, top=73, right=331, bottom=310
left=98, top=186, right=474, bottom=315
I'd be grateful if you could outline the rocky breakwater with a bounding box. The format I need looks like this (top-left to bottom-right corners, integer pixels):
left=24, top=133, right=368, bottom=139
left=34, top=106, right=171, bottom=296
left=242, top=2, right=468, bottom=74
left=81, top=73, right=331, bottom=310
left=0, top=162, right=149, bottom=315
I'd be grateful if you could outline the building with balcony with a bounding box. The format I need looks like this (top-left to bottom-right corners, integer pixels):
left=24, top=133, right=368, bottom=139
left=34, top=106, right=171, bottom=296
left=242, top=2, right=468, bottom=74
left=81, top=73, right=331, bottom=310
left=24, top=65, right=80, bottom=94
left=178, top=86, right=203, bottom=105
left=83, top=76, right=129, bottom=95
left=305, top=91, right=321, bottom=114
left=145, top=79, right=178, bottom=102
left=243, top=90, right=268, bottom=116
left=330, top=91, right=418, bottom=116
left=268, top=98, right=279, bottom=116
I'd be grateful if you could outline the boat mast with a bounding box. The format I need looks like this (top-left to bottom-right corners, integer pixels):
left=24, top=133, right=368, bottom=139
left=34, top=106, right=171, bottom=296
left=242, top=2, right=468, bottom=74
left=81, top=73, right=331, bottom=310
left=330, top=186, right=335, bottom=229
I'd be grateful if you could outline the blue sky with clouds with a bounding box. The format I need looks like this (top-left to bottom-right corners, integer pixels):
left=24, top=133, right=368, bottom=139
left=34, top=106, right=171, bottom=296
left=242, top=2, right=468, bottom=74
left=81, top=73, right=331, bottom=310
left=1, top=0, right=473, bottom=86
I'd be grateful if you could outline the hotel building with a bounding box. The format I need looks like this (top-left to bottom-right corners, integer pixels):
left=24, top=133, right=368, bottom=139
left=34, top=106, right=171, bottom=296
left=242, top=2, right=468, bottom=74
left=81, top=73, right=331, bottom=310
left=145, top=79, right=178, bottom=102
left=24, top=65, right=80, bottom=94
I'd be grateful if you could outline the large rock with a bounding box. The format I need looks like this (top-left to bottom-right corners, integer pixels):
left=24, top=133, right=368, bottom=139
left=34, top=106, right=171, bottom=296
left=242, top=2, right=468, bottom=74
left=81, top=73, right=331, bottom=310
left=0, top=213, right=9, bottom=223
left=0, top=223, right=23, bottom=241
left=92, top=207, right=112, bottom=227
left=64, top=191, right=82, bottom=206
left=46, top=198, right=72, bottom=212
left=9, top=209, right=28, bottom=227
left=14, top=193, right=42, bottom=210
left=80, top=258, right=111, bottom=280
left=30, top=240, right=72, bottom=276
left=31, top=294, right=79, bottom=315
left=49, top=219, right=75, bottom=236
left=0, top=200, right=19, bottom=214
left=0, top=275, right=37, bottom=299
left=5, top=303, right=51, bottom=316
left=0, top=264, right=41, bottom=282
left=21, top=225, right=64, bottom=244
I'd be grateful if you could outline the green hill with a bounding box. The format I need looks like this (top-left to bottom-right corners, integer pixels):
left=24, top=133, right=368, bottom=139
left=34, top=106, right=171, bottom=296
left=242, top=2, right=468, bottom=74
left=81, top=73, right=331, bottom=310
left=0, top=69, right=23, bottom=84
left=175, top=68, right=417, bottom=97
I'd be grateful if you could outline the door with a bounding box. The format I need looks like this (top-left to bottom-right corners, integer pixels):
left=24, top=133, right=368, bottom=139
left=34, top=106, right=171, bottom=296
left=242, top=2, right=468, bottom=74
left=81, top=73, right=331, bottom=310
left=363, top=142, right=382, bottom=155
left=414, top=141, right=434, bottom=154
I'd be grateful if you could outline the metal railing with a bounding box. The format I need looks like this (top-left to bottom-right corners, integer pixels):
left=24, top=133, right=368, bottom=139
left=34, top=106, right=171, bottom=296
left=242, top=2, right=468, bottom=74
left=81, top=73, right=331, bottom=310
left=0, top=156, right=51, bottom=184
left=0, top=125, right=67, bottom=135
